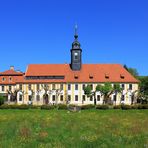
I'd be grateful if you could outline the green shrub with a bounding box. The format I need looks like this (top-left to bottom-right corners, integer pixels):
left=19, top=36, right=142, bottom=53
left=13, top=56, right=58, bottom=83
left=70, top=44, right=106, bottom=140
left=138, top=104, right=148, bottom=109
left=121, top=105, right=131, bottom=110
left=41, top=105, right=55, bottom=110
left=0, top=96, right=5, bottom=106
left=80, top=104, right=95, bottom=110
left=113, top=105, right=121, bottom=109
left=0, top=104, right=10, bottom=109
left=58, top=104, right=67, bottom=110
left=131, top=105, right=139, bottom=109
left=0, top=104, right=29, bottom=109
left=29, top=105, right=41, bottom=109
left=96, top=105, right=109, bottom=110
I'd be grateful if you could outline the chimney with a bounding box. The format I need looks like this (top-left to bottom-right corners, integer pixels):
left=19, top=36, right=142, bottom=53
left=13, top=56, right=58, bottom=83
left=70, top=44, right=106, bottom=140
left=10, top=66, right=14, bottom=70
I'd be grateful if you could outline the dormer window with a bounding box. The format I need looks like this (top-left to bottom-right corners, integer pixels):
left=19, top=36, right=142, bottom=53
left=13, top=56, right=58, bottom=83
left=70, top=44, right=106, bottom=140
left=120, top=74, right=125, bottom=79
left=89, top=74, right=93, bottom=79
left=9, top=77, right=12, bottom=81
left=2, top=77, right=5, bottom=81
left=105, top=74, right=109, bottom=79
left=74, top=75, right=79, bottom=79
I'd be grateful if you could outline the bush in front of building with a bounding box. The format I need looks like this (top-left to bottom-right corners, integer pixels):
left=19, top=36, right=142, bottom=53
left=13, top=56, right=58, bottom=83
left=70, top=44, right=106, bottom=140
left=0, top=104, right=29, bottom=109
left=29, top=105, right=41, bottom=109
left=121, top=105, right=132, bottom=110
left=96, top=105, right=109, bottom=110
left=80, top=104, right=95, bottom=110
left=41, top=105, right=55, bottom=110
left=138, top=104, right=148, bottom=109
left=113, top=105, right=121, bottom=109
left=0, top=96, right=5, bottom=106
left=57, top=104, right=68, bottom=110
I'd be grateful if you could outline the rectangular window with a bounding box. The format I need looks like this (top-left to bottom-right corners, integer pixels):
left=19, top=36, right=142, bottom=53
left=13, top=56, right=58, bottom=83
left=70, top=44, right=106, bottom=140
left=28, top=95, right=32, bottom=101
left=97, top=95, right=100, bottom=101
left=19, top=84, right=22, bottom=90
left=121, top=95, right=125, bottom=101
left=75, top=95, right=78, bottom=101
left=60, top=95, right=63, bottom=101
left=121, top=84, right=125, bottom=90
left=9, top=86, right=12, bottom=91
left=75, top=84, right=78, bottom=90
left=90, top=84, right=93, bottom=90
left=60, top=84, right=63, bottom=90
left=68, top=95, right=71, bottom=101
left=52, top=84, right=55, bottom=90
left=90, top=96, right=93, bottom=101
left=129, top=84, right=132, bottom=90
left=2, top=86, right=4, bottom=91
left=28, top=84, right=31, bottom=90
left=113, top=95, right=117, bottom=101
left=82, top=84, right=85, bottom=90
left=19, top=95, right=22, bottom=101
left=36, top=95, right=40, bottom=101
left=37, top=84, right=40, bottom=90
left=82, top=95, right=86, bottom=101
left=68, top=84, right=71, bottom=90
left=52, top=95, right=55, bottom=101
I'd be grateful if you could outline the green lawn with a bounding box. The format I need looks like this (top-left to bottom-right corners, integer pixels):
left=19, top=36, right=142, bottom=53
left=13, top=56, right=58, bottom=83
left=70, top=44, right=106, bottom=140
left=0, top=109, right=148, bottom=148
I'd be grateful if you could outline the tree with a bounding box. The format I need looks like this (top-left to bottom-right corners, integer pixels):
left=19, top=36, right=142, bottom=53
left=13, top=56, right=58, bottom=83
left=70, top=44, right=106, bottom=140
left=96, top=83, right=113, bottom=104
left=84, top=85, right=97, bottom=105
left=138, top=76, right=148, bottom=104
left=123, top=65, right=139, bottom=77
left=0, top=95, right=5, bottom=105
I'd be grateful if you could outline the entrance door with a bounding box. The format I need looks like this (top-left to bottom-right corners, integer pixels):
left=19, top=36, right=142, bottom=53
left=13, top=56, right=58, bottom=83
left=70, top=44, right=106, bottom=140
left=44, top=94, right=49, bottom=105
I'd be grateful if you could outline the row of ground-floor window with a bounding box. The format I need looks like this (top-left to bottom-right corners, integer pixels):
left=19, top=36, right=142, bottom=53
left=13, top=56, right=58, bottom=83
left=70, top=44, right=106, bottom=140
left=5, top=93, right=133, bottom=105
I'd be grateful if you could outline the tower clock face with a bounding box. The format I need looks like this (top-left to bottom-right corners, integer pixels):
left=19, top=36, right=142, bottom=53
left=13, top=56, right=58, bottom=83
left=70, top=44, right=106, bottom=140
left=74, top=52, right=78, bottom=60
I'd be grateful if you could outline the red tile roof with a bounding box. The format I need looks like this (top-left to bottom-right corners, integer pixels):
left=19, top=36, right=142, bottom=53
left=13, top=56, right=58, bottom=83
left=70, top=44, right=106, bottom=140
left=24, top=64, right=139, bottom=83
left=0, top=64, right=139, bottom=84
left=0, top=69, right=23, bottom=76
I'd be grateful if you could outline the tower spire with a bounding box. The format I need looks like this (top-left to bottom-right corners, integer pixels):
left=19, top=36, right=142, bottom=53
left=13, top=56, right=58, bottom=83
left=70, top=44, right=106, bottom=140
left=74, top=24, right=78, bottom=40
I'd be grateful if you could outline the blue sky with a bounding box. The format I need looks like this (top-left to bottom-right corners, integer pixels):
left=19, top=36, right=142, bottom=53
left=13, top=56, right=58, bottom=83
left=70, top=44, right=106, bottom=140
left=0, top=0, right=147, bottom=75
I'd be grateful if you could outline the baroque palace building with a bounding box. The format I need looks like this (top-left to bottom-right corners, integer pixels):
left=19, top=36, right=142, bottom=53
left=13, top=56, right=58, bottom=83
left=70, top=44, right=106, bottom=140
left=0, top=29, right=139, bottom=105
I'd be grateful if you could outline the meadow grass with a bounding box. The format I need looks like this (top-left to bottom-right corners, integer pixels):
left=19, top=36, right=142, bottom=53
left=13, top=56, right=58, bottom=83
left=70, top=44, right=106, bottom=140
left=0, top=109, right=148, bottom=148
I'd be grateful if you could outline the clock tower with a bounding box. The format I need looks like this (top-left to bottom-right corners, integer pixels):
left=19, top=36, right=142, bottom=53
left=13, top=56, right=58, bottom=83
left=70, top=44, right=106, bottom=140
left=70, top=25, right=82, bottom=71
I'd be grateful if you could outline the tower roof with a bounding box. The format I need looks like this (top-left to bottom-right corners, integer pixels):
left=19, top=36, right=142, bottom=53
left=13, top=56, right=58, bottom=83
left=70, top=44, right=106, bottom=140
left=72, top=25, right=81, bottom=49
